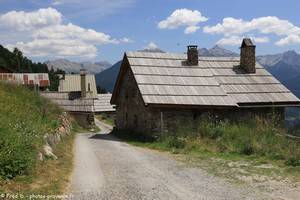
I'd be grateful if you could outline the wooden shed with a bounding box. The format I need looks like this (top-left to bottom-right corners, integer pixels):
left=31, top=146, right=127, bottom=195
left=111, top=39, right=300, bottom=133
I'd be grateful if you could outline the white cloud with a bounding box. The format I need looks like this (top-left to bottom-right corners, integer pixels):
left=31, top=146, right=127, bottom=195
left=145, top=42, right=158, bottom=50
left=204, top=16, right=300, bottom=46
left=275, top=34, right=300, bottom=46
left=184, top=26, right=199, bottom=34
left=0, top=7, right=62, bottom=31
left=0, top=7, right=130, bottom=59
left=217, top=36, right=269, bottom=46
left=158, top=9, right=208, bottom=34
left=7, top=39, right=97, bottom=58
left=33, top=23, right=117, bottom=44
left=119, top=37, right=134, bottom=43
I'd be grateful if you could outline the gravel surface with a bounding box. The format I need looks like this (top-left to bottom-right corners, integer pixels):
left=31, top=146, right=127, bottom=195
left=68, top=120, right=266, bottom=200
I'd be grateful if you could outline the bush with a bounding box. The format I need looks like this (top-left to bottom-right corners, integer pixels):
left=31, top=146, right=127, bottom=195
left=285, top=157, right=300, bottom=167
left=164, top=136, right=185, bottom=149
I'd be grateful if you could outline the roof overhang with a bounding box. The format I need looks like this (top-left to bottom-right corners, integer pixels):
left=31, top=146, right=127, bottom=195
left=146, top=103, right=237, bottom=110
left=237, top=101, right=300, bottom=108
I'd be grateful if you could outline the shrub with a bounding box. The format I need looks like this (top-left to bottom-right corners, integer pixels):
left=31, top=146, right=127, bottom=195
left=163, top=136, right=185, bottom=149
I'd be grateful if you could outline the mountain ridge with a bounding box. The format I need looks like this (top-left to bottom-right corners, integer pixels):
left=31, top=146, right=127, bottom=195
left=45, top=59, right=112, bottom=74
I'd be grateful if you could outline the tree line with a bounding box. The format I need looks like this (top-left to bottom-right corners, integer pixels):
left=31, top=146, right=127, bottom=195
left=0, top=45, right=64, bottom=91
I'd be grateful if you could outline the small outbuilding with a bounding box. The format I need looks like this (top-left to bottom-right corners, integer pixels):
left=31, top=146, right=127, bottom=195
left=111, top=39, right=300, bottom=134
left=42, top=69, right=96, bottom=128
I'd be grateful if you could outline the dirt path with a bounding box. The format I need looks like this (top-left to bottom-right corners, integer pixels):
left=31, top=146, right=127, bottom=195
left=68, top=119, right=267, bottom=200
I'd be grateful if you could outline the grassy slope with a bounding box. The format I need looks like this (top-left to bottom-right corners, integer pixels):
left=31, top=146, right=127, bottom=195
left=0, top=82, right=77, bottom=196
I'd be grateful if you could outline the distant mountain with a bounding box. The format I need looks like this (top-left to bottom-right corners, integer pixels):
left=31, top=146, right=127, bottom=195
left=138, top=48, right=166, bottom=53
left=257, top=51, right=300, bottom=98
left=95, top=61, right=122, bottom=92
left=96, top=48, right=165, bottom=92
left=45, top=59, right=112, bottom=74
left=198, top=45, right=239, bottom=57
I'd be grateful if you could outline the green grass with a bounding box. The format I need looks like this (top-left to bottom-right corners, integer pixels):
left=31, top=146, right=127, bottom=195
left=112, top=114, right=300, bottom=183
left=0, top=82, right=78, bottom=197
left=0, top=82, right=63, bottom=180
left=95, top=113, right=115, bottom=126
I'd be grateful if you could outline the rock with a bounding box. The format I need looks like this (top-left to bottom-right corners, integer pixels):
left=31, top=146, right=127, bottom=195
left=45, top=133, right=61, bottom=147
left=58, top=126, right=66, bottom=135
left=37, top=152, right=43, bottom=161
left=43, top=145, right=57, bottom=160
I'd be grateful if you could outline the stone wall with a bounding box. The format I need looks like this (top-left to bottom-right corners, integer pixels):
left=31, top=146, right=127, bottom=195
left=71, top=112, right=94, bottom=128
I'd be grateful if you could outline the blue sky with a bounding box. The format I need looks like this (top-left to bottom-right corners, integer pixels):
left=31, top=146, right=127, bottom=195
left=0, top=0, right=299, bottom=64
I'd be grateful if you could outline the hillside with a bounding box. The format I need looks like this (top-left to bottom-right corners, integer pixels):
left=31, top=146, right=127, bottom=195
left=257, top=51, right=300, bottom=97
left=0, top=82, right=78, bottom=196
left=0, top=82, right=63, bottom=180
left=0, top=45, right=48, bottom=73
left=0, top=45, right=64, bottom=91
left=95, top=61, right=122, bottom=92
left=46, top=59, right=112, bottom=74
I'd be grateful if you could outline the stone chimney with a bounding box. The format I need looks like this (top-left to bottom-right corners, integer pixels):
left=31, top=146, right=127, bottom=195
left=187, top=45, right=199, bottom=65
left=80, top=69, right=87, bottom=98
left=240, top=38, right=256, bottom=73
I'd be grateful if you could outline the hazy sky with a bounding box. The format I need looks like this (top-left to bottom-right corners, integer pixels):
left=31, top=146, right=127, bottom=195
left=0, top=0, right=299, bottom=64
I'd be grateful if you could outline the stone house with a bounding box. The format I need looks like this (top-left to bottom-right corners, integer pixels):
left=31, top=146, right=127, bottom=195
left=111, top=39, right=300, bottom=134
left=42, top=69, right=96, bottom=128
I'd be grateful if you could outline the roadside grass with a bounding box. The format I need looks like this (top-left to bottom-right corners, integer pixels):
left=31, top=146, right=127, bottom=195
left=1, top=126, right=76, bottom=198
left=112, top=115, right=300, bottom=184
left=95, top=113, right=115, bottom=127
left=0, top=82, right=82, bottom=198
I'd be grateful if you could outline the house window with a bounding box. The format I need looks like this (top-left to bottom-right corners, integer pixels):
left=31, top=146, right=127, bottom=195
left=88, top=83, right=91, bottom=91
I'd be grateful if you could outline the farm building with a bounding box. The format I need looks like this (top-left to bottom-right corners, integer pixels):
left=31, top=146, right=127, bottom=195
left=94, top=94, right=115, bottom=113
left=111, top=38, right=300, bottom=134
left=42, top=70, right=96, bottom=127
left=42, top=70, right=115, bottom=127
left=0, top=70, right=49, bottom=90
left=58, top=74, right=97, bottom=98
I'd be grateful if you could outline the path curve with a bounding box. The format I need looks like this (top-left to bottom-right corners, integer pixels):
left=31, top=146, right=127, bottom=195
left=69, top=119, right=265, bottom=200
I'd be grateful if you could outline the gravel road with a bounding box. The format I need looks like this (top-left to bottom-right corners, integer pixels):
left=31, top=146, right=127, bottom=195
left=69, top=119, right=266, bottom=200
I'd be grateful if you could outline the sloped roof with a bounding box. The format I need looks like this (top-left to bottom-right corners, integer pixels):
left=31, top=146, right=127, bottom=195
left=94, top=94, right=115, bottom=112
left=58, top=74, right=97, bottom=98
left=41, top=92, right=94, bottom=112
left=111, top=51, right=300, bottom=107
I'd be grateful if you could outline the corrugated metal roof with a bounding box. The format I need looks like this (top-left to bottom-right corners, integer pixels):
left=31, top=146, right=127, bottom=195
left=115, top=51, right=300, bottom=107
left=94, top=94, right=115, bottom=112
left=58, top=74, right=97, bottom=98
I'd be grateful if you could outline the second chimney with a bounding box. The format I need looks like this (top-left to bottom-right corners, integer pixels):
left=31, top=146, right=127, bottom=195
left=187, top=45, right=199, bottom=65
left=80, top=69, right=87, bottom=98
left=240, top=38, right=256, bottom=73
